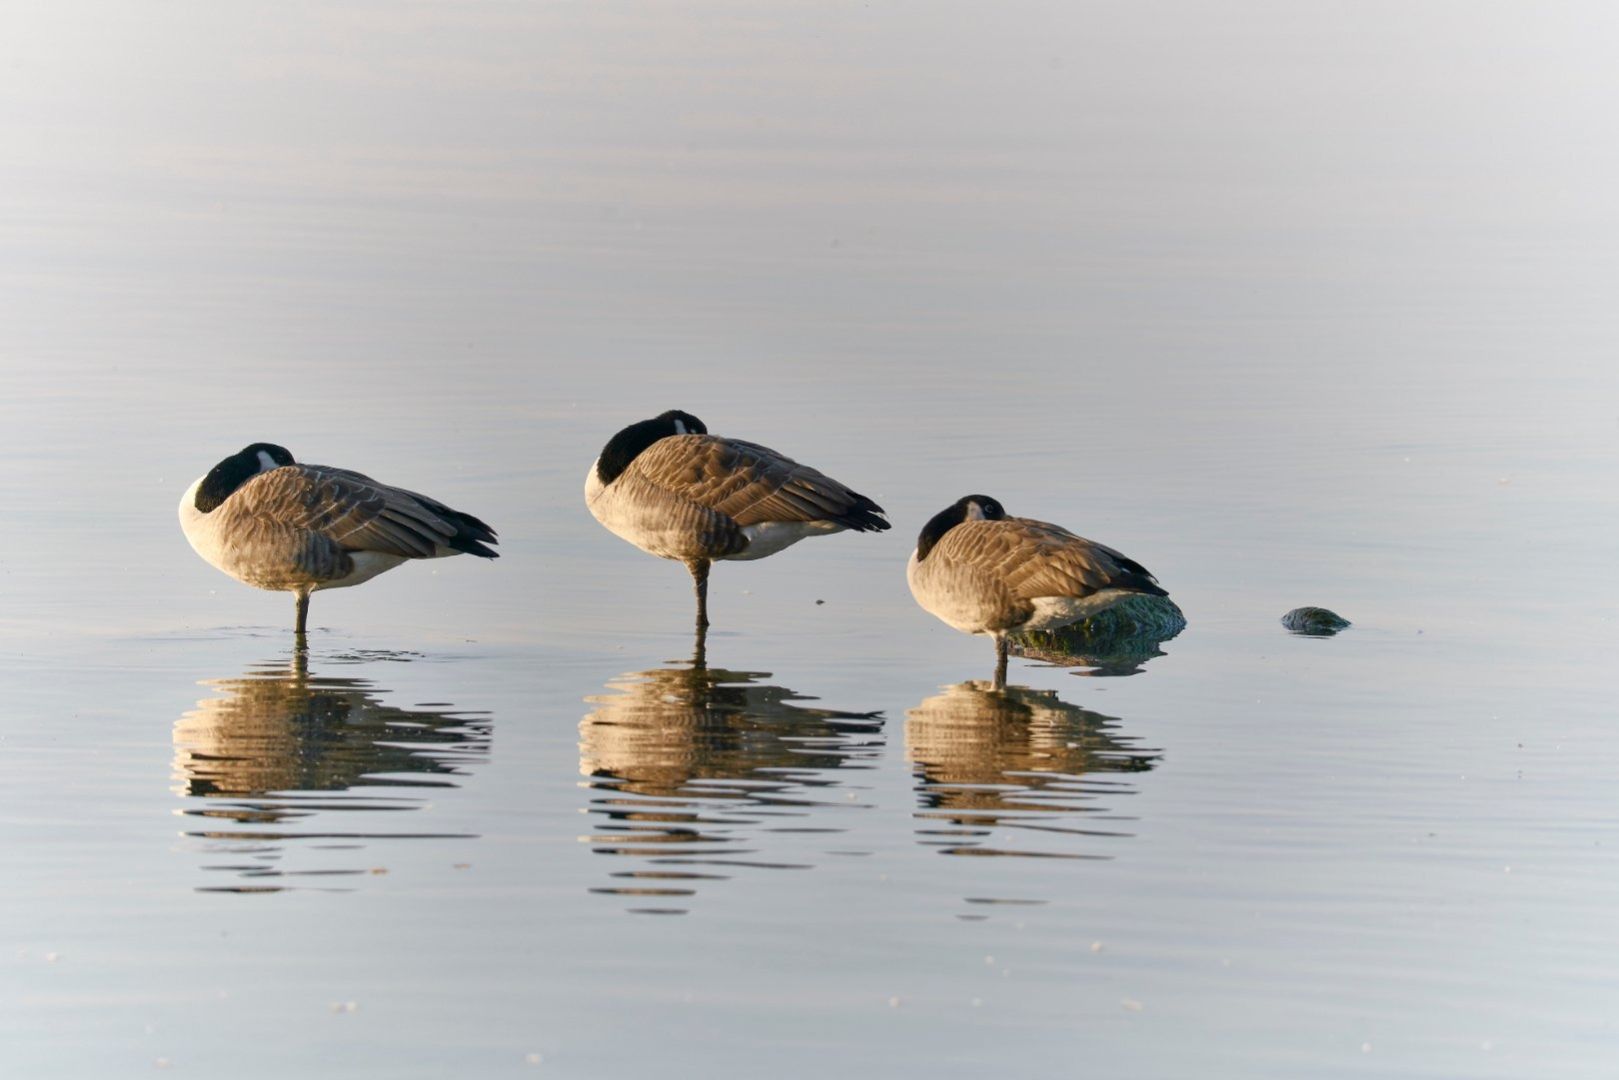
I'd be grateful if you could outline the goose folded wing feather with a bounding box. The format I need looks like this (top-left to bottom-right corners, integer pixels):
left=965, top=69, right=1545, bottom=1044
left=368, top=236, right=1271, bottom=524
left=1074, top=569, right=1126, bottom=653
left=633, top=436, right=875, bottom=528
left=230, top=466, right=447, bottom=560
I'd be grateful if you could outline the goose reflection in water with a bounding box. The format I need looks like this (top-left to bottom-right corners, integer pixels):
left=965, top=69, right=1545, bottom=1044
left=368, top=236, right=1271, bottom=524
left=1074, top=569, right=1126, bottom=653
left=580, top=659, right=883, bottom=915
left=172, top=653, right=491, bottom=893
left=906, top=682, right=1159, bottom=871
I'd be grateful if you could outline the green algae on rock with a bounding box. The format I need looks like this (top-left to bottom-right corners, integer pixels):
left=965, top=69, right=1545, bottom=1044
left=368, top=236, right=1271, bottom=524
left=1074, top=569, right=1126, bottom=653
left=1281, top=607, right=1351, bottom=636
left=1009, top=594, right=1187, bottom=677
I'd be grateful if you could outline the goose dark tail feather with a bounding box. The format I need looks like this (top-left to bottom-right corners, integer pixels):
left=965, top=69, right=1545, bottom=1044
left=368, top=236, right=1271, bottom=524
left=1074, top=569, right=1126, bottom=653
left=838, top=491, right=891, bottom=533
left=444, top=508, right=500, bottom=559
left=1111, top=553, right=1167, bottom=597
left=1122, top=573, right=1168, bottom=598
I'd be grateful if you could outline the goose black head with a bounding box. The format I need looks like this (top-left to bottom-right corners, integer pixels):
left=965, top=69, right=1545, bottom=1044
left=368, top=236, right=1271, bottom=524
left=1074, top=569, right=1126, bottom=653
left=915, top=494, right=1006, bottom=562
left=596, top=410, right=708, bottom=485
left=195, top=442, right=295, bottom=513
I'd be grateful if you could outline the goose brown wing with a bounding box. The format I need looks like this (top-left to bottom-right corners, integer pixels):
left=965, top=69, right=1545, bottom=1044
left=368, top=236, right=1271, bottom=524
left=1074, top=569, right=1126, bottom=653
left=937, top=519, right=1164, bottom=601
left=318, top=466, right=498, bottom=557
left=629, top=435, right=888, bottom=531
left=222, top=465, right=465, bottom=564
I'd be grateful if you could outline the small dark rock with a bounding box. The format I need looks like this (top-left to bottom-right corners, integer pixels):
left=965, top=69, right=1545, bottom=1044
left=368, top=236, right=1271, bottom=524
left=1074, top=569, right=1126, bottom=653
left=1281, top=607, right=1350, bottom=636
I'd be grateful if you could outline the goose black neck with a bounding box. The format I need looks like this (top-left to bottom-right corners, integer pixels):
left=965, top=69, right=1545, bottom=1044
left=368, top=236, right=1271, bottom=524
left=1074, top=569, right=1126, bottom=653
left=195, top=443, right=293, bottom=513
left=915, top=495, right=1004, bottom=561
left=915, top=505, right=967, bottom=563
left=596, top=412, right=706, bottom=485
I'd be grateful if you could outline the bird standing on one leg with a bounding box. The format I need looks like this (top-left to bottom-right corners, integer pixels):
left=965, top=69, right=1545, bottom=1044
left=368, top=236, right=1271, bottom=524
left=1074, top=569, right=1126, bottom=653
left=584, top=410, right=889, bottom=636
left=179, top=442, right=498, bottom=641
left=907, top=495, right=1168, bottom=688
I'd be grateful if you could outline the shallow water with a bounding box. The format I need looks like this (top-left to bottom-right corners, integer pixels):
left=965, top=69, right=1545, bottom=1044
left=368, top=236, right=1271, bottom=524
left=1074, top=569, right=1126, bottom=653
left=5, top=3, right=1619, bottom=1077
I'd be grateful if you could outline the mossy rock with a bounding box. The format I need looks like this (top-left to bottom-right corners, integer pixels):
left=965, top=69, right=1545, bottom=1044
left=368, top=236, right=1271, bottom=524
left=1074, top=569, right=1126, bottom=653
left=1281, top=607, right=1350, bottom=636
left=1010, top=594, right=1187, bottom=676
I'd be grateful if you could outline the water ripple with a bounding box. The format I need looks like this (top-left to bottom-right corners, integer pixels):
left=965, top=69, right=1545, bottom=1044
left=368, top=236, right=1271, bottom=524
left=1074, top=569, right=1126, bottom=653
left=906, top=681, right=1159, bottom=904
left=171, top=653, right=491, bottom=892
left=580, top=658, right=883, bottom=914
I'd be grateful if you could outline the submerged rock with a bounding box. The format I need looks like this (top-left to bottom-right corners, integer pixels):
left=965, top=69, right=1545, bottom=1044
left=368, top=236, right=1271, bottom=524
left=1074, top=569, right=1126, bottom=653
left=1010, top=594, right=1187, bottom=676
left=1281, top=606, right=1350, bottom=636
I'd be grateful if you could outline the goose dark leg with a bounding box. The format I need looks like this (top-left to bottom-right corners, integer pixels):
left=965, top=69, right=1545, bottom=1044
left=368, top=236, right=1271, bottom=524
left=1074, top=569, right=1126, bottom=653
left=691, top=624, right=708, bottom=672
left=993, top=634, right=1009, bottom=690
left=294, top=589, right=311, bottom=642
left=686, top=558, right=712, bottom=631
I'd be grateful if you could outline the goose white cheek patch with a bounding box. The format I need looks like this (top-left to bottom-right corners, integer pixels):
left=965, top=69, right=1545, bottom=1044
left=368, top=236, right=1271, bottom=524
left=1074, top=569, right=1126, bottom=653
left=257, top=450, right=281, bottom=472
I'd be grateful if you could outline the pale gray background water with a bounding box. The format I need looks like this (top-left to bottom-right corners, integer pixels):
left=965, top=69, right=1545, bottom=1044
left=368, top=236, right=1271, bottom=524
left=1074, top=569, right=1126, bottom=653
left=4, top=2, right=1617, bottom=1076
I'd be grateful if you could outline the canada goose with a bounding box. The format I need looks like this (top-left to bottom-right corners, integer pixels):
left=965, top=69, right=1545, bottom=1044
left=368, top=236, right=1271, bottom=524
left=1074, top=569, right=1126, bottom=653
left=584, top=410, right=889, bottom=631
left=907, top=495, right=1168, bottom=686
left=178, top=443, right=498, bottom=637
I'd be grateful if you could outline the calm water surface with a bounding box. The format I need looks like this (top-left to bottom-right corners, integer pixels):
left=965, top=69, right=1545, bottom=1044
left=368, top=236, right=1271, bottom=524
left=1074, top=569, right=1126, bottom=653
left=4, top=3, right=1619, bottom=1077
